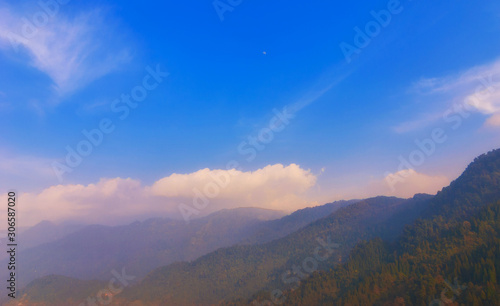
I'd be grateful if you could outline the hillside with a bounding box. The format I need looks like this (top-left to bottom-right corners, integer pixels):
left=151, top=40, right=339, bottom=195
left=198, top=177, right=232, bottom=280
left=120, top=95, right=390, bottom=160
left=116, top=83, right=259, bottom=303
left=252, top=149, right=500, bottom=305
left=9, top=207, right=286, bottom=289
left=117, top=195, right=428, bottom=305
left=6, top=200, right=353, bottom=293
left=10, top=149, right=500, bottom=306
left=0, top=221, right=84, bottom=261
left=242, top=199, right=358, bottom=245
left=7, top=196, right=423, bottom=306
left=6, top=275, right=107, bottom=306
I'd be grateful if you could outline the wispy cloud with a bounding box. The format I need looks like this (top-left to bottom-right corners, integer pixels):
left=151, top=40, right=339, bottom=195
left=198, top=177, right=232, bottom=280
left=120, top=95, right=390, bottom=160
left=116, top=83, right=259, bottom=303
left=465, top=85, right=500, bottom=127
left=288, top=74, right=347, bottom=114
left=392, top=112, right=443, bottom=134
left=412, top=59, right=500, bottom=95
left=0, top=4, right=132, bottom=96
left=397, top=58, right=500, bottom=132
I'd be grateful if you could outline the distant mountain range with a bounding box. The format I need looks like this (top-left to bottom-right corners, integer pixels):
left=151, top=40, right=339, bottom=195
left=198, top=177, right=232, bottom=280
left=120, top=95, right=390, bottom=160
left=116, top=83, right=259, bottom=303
left=3, top=198, right=353, bottom=292
left=8, top=207, right=284, bottom=288
left=5, top=149, right=500, bottom=305
left=118, top=195, right=430, bottom=305
left=0, top=221, right=85, bottom=261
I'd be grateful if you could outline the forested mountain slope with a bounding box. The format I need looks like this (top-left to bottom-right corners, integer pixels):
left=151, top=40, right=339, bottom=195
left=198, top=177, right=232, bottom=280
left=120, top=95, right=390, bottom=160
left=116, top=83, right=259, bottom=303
left=259, top=149, right=500, bottom=305
left=117, top=195, right=429, bottom=305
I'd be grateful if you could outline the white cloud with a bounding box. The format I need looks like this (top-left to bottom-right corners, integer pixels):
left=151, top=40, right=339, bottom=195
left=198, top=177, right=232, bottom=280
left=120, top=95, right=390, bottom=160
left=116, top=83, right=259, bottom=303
left=3, top=164, right=318, bottom=227
left=17, top=177, right=147, bottom=226
left=151, top=164, right=315, bottom=199
left=406, top=58, right=500, bottom=130
left=377, top=169, right=450, bottom=198
left=466, top=87, right=500, bottom=115
left=0, top=4, right=131, bottom=95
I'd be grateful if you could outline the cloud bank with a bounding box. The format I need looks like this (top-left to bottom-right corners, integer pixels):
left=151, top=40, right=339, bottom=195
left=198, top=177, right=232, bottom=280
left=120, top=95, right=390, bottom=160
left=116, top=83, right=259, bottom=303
left=3, top=164, right=317, bottom=227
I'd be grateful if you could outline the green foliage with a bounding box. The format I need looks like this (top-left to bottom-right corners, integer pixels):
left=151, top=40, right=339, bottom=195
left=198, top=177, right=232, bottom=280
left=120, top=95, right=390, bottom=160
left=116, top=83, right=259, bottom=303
left=277, top=149, right=500, bottom=306
left=5, top=275, right=107, bottom=306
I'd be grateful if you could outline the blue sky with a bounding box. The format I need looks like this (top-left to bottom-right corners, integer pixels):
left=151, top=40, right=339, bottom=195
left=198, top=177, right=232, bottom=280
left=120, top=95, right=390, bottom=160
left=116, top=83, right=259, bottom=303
left=1, top=0, right=500, bottom=226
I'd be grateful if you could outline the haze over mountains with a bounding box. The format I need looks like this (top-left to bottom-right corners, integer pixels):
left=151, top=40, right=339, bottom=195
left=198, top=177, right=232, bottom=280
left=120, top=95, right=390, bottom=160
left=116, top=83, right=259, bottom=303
left=120, top=195, right=430, bottom=305
left=4, top=200, right=355, bottom=290
left=5, top=149, right=500, bottom=305
left=1, top=0, right=499, bottom=305
left=0, top=221, right=84, bottom=262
